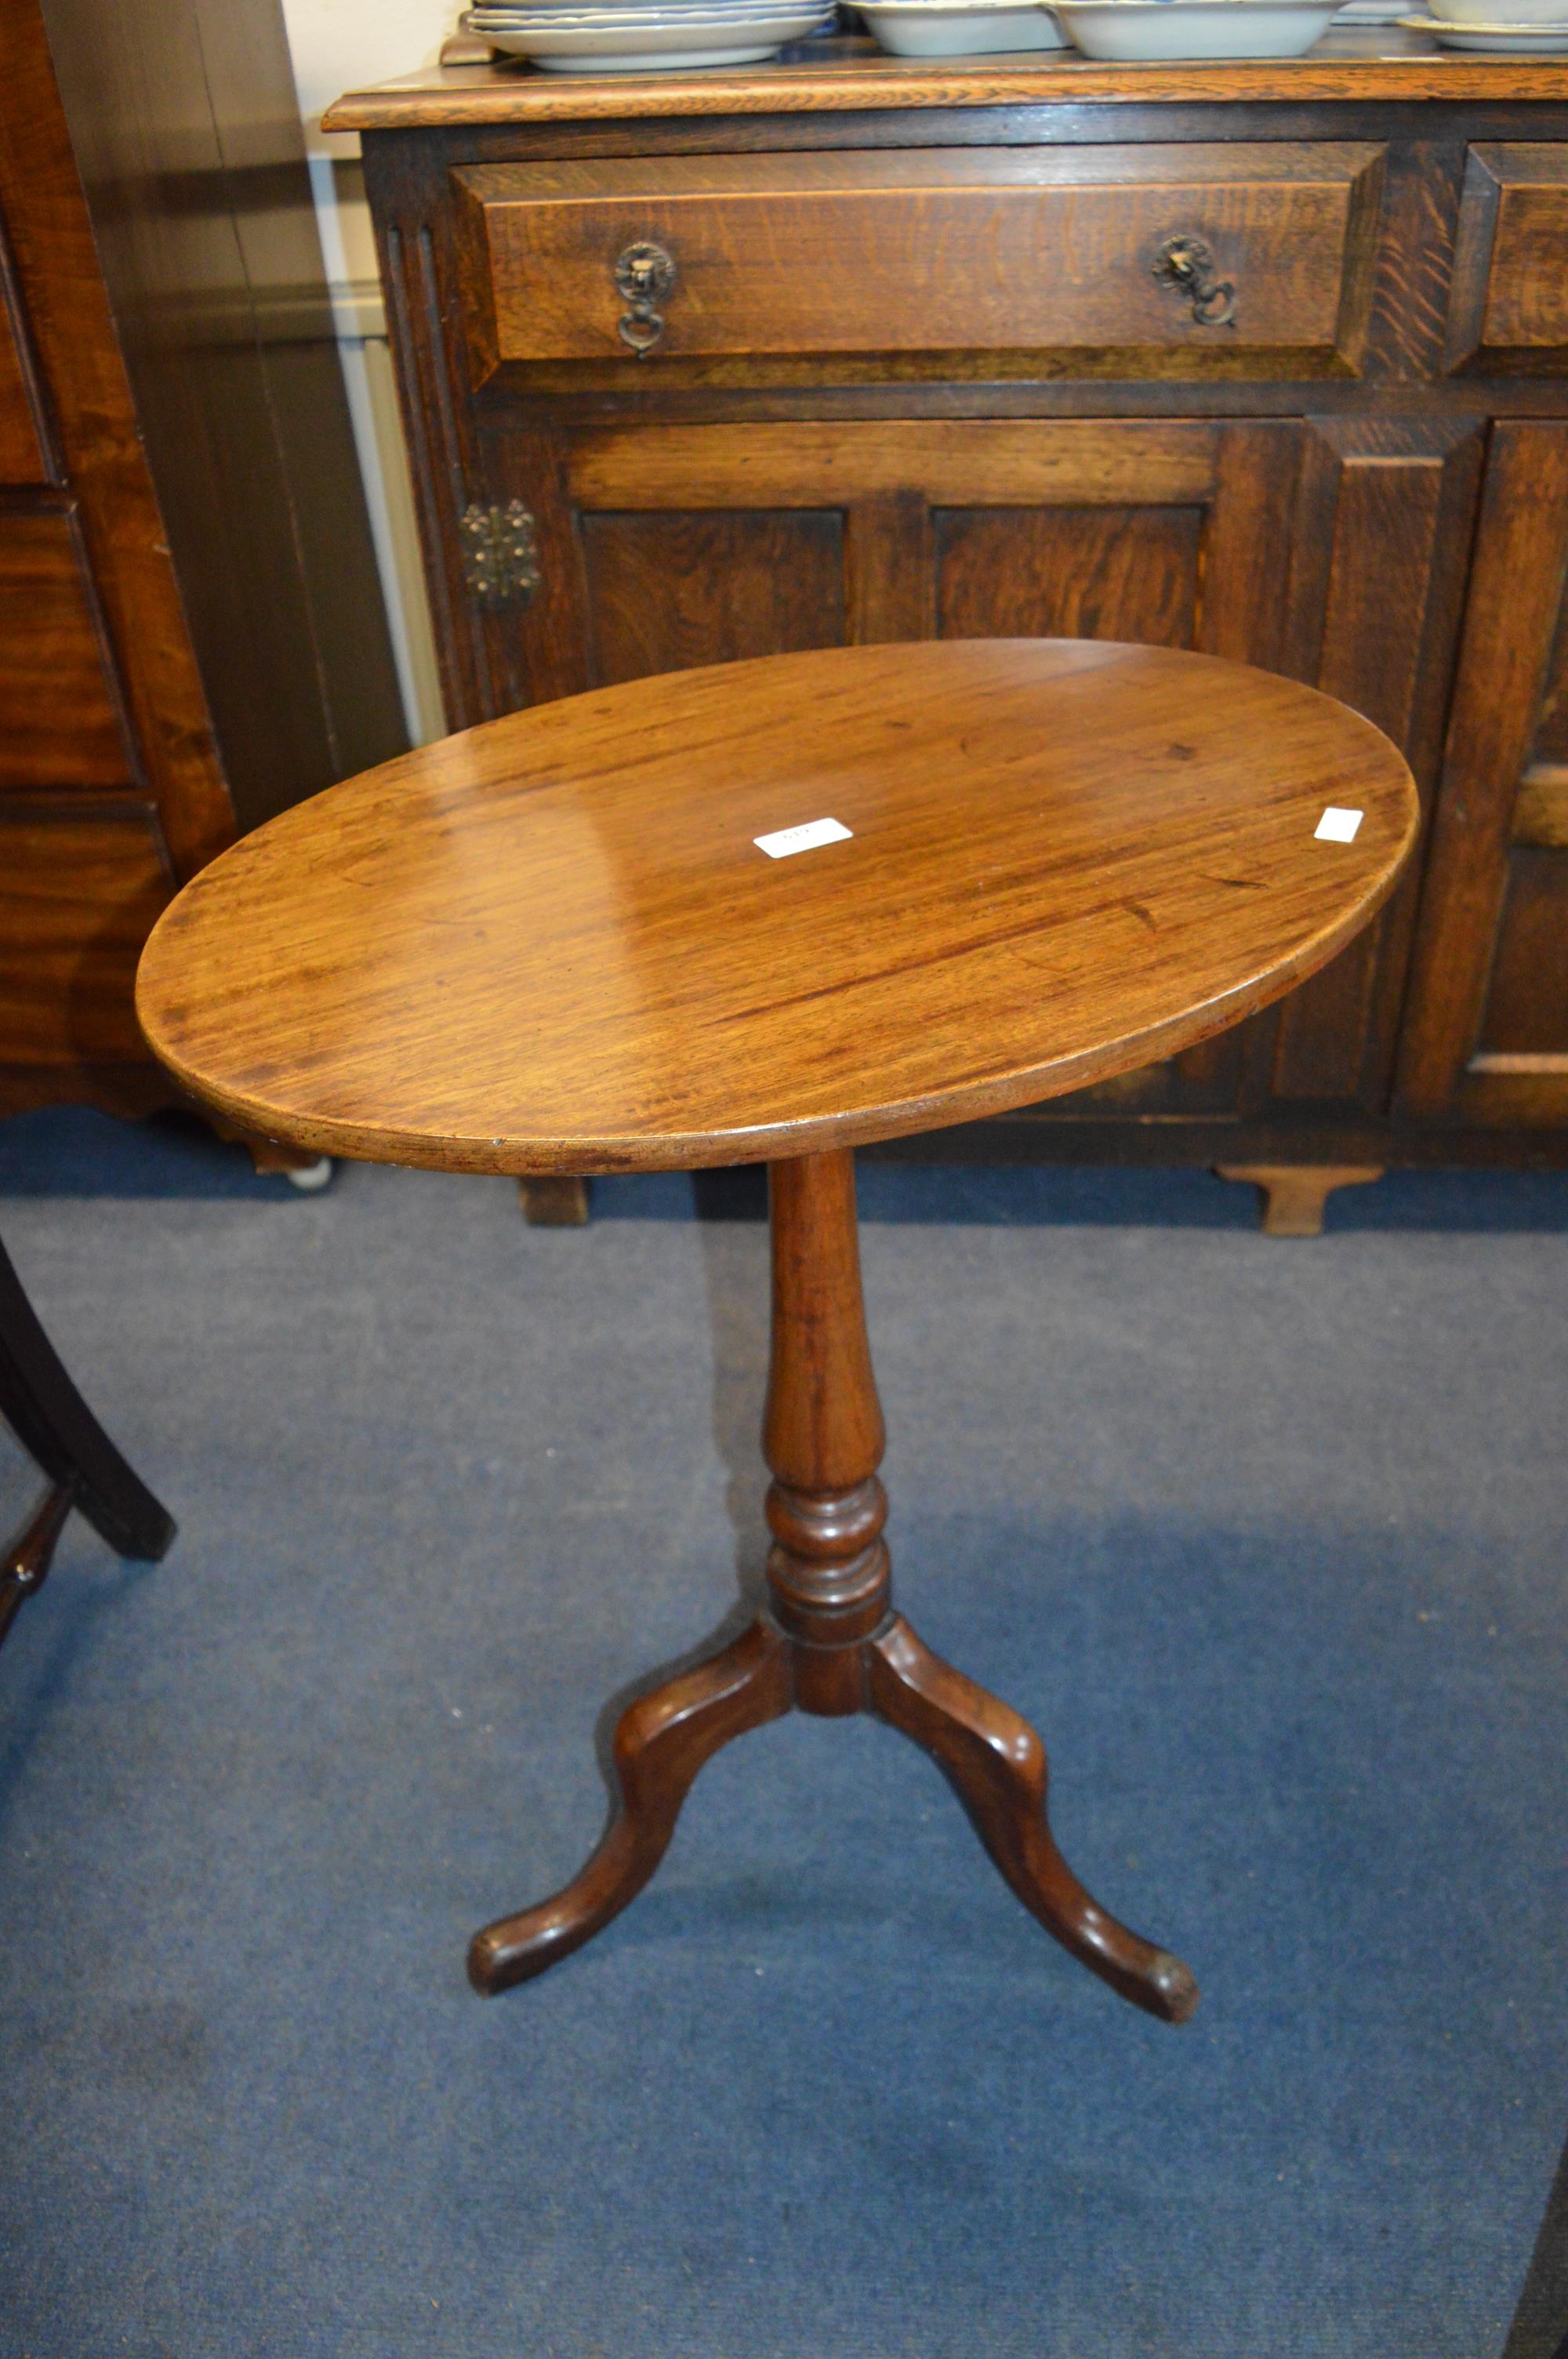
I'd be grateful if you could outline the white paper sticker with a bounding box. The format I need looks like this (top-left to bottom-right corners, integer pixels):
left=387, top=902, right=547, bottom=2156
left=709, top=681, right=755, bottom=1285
left=753, top=816, right=853, bottom=860
left=1315, top=806, right=1364, bottom=843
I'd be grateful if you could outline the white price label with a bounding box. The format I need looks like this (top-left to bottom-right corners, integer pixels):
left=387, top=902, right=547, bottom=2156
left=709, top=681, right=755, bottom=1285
left=1315, top=807, right=1364, bottom=843
left=753, top=816, right=853, bottom=860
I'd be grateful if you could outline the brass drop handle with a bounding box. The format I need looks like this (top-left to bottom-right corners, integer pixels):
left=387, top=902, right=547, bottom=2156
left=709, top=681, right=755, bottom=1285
left=615, top=240, right=677, bottom=357
left=1152, top=234, right=1236, bottom=329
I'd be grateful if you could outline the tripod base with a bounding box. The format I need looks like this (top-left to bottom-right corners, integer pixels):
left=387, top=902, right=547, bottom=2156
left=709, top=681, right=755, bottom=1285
left=473, top=1150, right=1196, bottom=2025
left=470, top=1606, right=1196, bottom=2023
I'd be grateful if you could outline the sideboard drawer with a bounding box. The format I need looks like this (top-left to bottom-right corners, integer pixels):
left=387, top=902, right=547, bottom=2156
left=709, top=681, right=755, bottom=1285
left=455, top=144, right=1385, bottom=378
left=1447, top=144, right=1568, bottom=370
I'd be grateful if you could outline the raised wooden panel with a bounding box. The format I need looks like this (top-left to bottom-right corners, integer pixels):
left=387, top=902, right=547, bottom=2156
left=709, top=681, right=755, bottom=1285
left=561, top=422, right=1225, bottom=693
left=1513, top=763, right=1568, bottom=845
left=1269, top=417, right=1482, bottom=1110
left=457, top=146, right=1384, bottom=377
left=1526, top=575, right=1568, bottom=762
left=581, top=511, right=844, bottom=685
left=568, top=420, right=1221, bottom=511
left=0, top=507, right=135, bottom=787
left=1446, top=144, right=1568, bottom=373
left=936, top=507, right=1201, bottom=646
left=1479, top=852, right=1568, bottom=1055
left=1399, top=422, right=1568, bottom=1126
left=0, top=801, right=172, bottom=1063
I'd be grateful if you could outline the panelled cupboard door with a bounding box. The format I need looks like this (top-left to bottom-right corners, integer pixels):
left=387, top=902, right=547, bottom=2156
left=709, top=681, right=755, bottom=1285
left=480, top=413, right=1307, bottom=1118
left=1399, top=421, right=1568, bottom=1126
left=1264, top=415, right=1483, bottom=1116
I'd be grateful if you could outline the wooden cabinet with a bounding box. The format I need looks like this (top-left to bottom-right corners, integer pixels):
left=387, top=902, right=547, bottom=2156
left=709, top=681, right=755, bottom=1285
left=336, top=44, right=1568, bottom=1210
left=0, top=0, right=404, bottom=1136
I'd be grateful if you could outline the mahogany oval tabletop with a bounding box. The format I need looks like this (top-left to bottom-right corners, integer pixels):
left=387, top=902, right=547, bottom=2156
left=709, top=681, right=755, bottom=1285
left=136, top=640, right=1420, bottom=1175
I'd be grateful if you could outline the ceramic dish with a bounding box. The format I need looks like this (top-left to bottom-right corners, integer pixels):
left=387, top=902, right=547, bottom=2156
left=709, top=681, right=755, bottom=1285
left=1399, top=9, right=1568, bottom=36
left=1053, top=0, right=1336, bottom=54
left=528, top=39, right=797, bottom=61
left=472, top=6, right=820, bottom=59
left=469, top=3, right=824, bottom=16
left=470, top=10, right=820, bottom=21
left=475, top=18, right=811, bottom=27
left=1424, top=0, right=1568, bottom=22
left=857, top=0, right=1065, bottom=52
left=1332, top=0, right=1406, bottom=20
left=468, top=5, right=826, bottom=20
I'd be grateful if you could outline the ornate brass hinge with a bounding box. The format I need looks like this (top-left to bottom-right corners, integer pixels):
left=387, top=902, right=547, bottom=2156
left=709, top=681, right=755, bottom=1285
left=1152, top=234, right=1237, bottom=329
left=459, top=500, right=543, bottom=606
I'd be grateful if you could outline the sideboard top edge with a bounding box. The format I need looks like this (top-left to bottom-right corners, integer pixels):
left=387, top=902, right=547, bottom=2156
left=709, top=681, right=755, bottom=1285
left=323, top=32, right=1568, bottom=129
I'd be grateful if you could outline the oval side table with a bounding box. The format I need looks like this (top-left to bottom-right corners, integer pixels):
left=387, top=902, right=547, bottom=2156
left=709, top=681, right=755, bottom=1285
left=136, top=640, right=1418, bottom=2025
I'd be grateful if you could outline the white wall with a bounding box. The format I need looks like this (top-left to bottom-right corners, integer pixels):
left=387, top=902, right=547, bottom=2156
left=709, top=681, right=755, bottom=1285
left=281, top=0, right=456, bottom=151
left=279, top=0, right=461, bottom=743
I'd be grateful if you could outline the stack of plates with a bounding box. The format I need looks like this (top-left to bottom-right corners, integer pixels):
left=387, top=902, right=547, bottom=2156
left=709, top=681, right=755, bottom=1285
left=464, top=0, right=833, bottom=68
left=1401, top=0, right=1568, bottom=43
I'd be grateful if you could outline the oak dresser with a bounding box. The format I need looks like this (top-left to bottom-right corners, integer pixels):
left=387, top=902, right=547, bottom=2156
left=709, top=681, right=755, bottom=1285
left=329, top=32, right=1568, bottom=1227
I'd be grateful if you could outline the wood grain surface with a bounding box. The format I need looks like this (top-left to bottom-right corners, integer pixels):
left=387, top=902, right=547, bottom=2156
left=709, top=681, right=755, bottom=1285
left=0, top=509, right=136, bottom=788
left=4, top=805, right=174, bottom=1067
left=0, top=271, right=46, bottom=485
left=460, top=146, right=1377, bottom=365
left=136, top=639, right=1418, bottom=1173
left=323, top=32, right=1568, bottom=129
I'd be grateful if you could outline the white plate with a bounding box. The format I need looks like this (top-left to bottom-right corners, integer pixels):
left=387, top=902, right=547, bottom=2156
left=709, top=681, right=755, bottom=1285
left=472, top=9, right=818, bottom=20
left=1332, top=0, right=1406, bottom=20
left=477, top=19, right=812, bottom=27
left=858, top=0, right=1065, bottom=48
left=469, top=5, right=821, bottom=19
left=478, top=9, right=818, bottom=52
left=528, top=36, right=789, bottom=58
left=1399, top=9, right=1568, bottom=37
left=470, top=4, right=820, bottom=16
left=1054, top=0, right=1336, bottom=53
left=1424, top=0, right=1568, bottom=21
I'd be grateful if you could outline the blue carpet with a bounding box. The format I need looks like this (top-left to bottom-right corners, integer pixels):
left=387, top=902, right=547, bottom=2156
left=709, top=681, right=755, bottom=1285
left=0, top=1112, right=1565, bottom=2357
